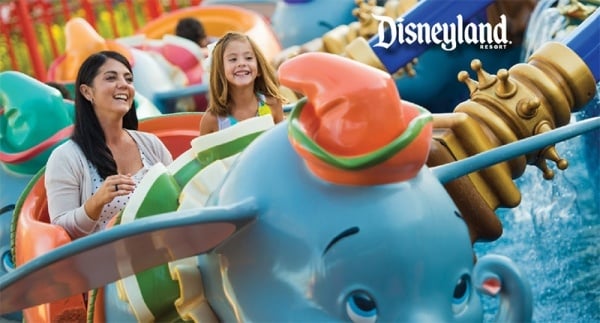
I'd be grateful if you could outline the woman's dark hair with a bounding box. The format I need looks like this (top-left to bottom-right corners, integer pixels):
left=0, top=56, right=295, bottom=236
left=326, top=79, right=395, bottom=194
left=45, top=81, right=72, bottom=100
left=72, top=50, right=138, bottom=179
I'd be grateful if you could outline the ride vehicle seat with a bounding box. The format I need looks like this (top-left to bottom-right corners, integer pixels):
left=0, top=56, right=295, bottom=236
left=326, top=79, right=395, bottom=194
left=12, top=113, right=202, bottom=323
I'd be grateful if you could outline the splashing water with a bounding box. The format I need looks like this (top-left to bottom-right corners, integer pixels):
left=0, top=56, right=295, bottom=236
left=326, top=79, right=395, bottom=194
left=476, top=89, right=600, bottom=322
left=478, top=3, right=600, bottom=319
left=521, top=0, right=572, bottom=60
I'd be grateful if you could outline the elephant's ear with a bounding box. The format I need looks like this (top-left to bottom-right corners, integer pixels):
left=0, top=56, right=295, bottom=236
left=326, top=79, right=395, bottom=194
left=0, top=198, right=258, bottom=315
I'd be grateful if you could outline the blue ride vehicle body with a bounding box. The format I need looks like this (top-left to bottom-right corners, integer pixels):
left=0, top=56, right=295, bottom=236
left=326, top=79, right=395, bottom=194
left=271, top=0, right=358, bottom=48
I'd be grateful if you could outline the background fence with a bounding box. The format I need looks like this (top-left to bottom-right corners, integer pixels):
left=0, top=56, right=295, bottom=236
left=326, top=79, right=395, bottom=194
left=0, top=0, right=202, bottom=81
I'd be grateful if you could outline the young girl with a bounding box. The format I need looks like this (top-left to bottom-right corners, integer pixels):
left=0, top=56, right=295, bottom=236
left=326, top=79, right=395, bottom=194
left=200, top=32, right=286, bottom=135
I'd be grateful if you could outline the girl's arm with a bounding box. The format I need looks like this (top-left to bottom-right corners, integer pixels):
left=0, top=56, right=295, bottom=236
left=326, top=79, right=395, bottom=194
left=267, top=97, right=284, bottom=124
left=200, top=112, right=220, bottom=135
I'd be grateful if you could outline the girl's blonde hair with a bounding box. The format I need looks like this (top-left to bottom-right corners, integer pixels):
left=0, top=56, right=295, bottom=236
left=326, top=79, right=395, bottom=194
left=207, top=31, right=286, bottom=116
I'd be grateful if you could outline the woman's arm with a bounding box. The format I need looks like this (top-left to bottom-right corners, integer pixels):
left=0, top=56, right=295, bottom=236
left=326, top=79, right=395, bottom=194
left=45, top=144, right=98, bottom=239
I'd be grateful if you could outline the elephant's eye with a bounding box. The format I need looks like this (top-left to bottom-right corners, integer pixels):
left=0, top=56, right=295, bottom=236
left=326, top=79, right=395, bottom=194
left=452, top=274, right=471, bottom=314
left=346, top=291, right=377, bottom=323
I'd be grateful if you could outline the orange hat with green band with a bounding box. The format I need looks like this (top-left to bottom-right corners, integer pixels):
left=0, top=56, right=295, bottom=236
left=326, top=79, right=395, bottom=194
left=279, top=52, right=433, bottom=186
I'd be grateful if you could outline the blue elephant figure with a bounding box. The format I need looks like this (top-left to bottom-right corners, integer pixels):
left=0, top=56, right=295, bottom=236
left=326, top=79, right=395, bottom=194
left=270, top=0, right=358, bottom=48
left=0, top=52, right=552, bottom=322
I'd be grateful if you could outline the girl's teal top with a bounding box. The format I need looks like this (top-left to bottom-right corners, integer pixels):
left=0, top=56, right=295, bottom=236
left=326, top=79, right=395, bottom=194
left=217, top=93, right=272, bottom=130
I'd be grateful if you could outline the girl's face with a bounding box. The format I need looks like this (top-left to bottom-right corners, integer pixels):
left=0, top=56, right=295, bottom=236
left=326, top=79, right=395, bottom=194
left=81, top=58, right=135, bottom=119
left=222, top=39, right=258, bottom=88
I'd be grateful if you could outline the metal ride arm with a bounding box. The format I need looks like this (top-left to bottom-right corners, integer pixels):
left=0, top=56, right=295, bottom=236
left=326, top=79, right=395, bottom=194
left=428, top=9, right=599, bottom=243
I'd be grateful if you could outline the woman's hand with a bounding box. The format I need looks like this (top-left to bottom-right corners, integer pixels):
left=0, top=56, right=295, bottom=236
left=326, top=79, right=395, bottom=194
left=104, top=174, right=136, bottom=201
left=84, top=174, right=135, bottom=220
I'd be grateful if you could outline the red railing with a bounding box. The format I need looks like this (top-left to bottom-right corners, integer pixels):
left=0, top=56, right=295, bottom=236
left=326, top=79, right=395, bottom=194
left=0, top=0, right=202, bottom=81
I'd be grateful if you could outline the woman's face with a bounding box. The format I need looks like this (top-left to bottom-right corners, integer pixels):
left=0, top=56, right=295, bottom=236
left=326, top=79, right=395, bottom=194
left=81, top=58, right=134, bottom=120
left=222, top=39, right=258, bottom=88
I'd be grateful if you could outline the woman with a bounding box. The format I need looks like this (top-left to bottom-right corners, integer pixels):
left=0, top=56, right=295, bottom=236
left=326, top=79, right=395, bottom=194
left=45, top=50, right=172, bottom=239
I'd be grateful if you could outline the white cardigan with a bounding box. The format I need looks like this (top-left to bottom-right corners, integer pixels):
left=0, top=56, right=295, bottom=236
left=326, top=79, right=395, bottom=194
left=45, top=130, right=173, bottom=239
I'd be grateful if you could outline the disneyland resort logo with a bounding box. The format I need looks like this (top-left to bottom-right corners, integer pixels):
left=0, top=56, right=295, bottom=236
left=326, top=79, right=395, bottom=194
left=372, top=14, right=511, bottom=51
